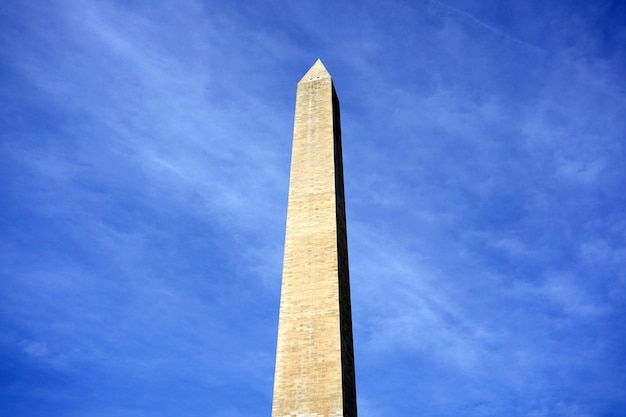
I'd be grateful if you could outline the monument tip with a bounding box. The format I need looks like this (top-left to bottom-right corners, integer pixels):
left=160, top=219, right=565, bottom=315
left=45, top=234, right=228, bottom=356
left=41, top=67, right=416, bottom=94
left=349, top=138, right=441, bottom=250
left=299, top=59, right=331, bottom=83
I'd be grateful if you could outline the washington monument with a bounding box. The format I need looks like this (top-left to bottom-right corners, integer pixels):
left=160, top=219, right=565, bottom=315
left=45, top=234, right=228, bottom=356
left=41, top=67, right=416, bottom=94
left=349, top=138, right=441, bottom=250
left=271, top=60, right=357, bottom=417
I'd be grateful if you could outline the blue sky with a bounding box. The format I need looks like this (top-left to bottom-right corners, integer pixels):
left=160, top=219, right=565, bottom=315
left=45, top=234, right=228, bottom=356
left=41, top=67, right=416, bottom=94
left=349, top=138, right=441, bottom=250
left=1, top=0, right=625, bottom=416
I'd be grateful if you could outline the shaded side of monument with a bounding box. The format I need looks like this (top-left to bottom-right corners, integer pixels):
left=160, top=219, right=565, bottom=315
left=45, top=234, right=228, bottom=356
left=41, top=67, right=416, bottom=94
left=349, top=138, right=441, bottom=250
left=271, top=60, right=357, bottom=417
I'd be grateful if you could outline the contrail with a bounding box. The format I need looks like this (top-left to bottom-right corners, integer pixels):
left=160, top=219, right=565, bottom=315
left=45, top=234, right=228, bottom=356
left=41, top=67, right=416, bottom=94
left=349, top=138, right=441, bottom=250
left=432, top=0, right=545, bottom=53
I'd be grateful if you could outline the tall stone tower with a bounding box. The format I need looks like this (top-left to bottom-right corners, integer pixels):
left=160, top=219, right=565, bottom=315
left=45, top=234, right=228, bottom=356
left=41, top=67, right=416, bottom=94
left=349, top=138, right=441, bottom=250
left=271, top=60, right=357, bottom=417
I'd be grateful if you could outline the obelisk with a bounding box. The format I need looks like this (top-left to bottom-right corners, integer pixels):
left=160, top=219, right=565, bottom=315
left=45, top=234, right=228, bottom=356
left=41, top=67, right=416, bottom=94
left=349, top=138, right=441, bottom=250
left=271, top=60, right=357, bottom=417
